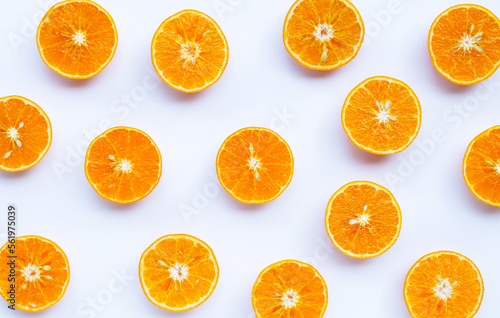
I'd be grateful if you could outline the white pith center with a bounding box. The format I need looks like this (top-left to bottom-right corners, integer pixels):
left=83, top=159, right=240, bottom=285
left=72, top=30, right=87, bottom=46
left=109, top=155, right=133, bottom=174
left=433, top=277, right=457, bottom=301
left=455, top=25, right=483, bottom=53
left=21, top=264, right=42, bottom=282
left=248, top=143, right=261, bottom=181
left=313, top=23, right=334, bottom=42
left=168, top=263, right=189, bottom=282
left=350, top=205, right=370, bottom=226
left=281, top=289, right=299, bottom=309
left=2, top=122, right=24, bottom=159
left=179, top=41, right=200, bottom=69
left=375, top=100, right=396, bottom=124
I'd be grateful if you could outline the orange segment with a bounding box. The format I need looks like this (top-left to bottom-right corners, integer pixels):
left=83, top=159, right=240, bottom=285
left=283, top=0, right=364, bottom=70
left=404, top=251, right=484, bottom=318
left=325, top=181, right=401, bottom=258
left=37, top=0, right=118, bottom=79
left=84, top=126, right=162, bottom=204
left=0, top=96, right=52, bottom=172
left=463, top=125, right=500, bottom=206
left=216, top=127, right=294, bottom=204
left=429, top=4, right=500, bottom=85
left=152, top=10, right=229, bottom=93
left=251, top=260, right=328, bottom=318
left=139, top=234, right=219, bottom=312
left=341, top=76, right=421, bottom=155
left=0, top=235, right=70, bottom=312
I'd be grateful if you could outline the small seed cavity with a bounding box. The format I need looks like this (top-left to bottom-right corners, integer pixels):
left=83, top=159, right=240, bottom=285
left=157, top=260, right=168, bottom=267
left=45, top=276, right=53, bottom=280
left=321, top=46, right=328, bottom=64
left=43, top=265, right=51, bottom=271
left=3, top=151, right=12, bottom=159
left=21, top=284, right=27, bottom=290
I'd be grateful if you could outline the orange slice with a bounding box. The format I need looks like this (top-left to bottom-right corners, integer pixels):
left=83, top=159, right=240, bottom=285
left=341, top=76, right=421, bottom=155
left=84, top=126, right=162, bottom=204
left=251, top=260, right=328, bottom=318
left=463, top=125, right=500, bottom=206
left=37, top=0, right=118, bottom=79
left=404, top=251, right=484, bottom=318
left=216, top=127, right=294, bottom=204
left=429, top=4, right=500, bottom=85
left=151, top=10, right=229, bottom=93
left=325, top=181, right=401, bottom=258
left=0, top=96, right=52, bottom=172
left=139, top=234, right=219, bottom=312
left=0, top=235, right=70, bottom=312
left=283, top=0, right=364, bottom=71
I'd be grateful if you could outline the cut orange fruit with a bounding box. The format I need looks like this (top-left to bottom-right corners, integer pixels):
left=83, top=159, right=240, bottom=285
left=0, top=96, right=52, bottom=172
left=37, top=0, right=118, bottom=79
left=152, top=10, right=229, bottom=93
left=342, top=76, right=421, bottom=155
left=283, top=0, right=364, bottom=71
left=0, top=235, right=70, bottom=312
left=252, top=259, right=328, bottom=318
left=139, top=234, right=219, bottom=312
left=404, top=251, right=484, bottom=318
left=216, top=127, right=294, bottom=204
left=84, top=126, right=161, bottom=204
left=463, top=125, right=500, bottom=206
left=429, top=4, right=500, bottom=85
left=325, top=181, right=401, bottom=258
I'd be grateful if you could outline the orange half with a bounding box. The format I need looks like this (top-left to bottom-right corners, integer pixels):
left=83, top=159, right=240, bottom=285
left=283, top=0, right=364, bottom=70
left=404, top=251, right=484, bottom=318
left=37, top=0, right=118, bottom=79
left=325, top=181, right=401, bottom=258
left=84, top=126, right=162, bottom=204
left=0, top=96, right=52, bottom=172
left=152, top=10, right=229, bottom=93
left=216, top=127, right=294, bottom=204
left=252, top=260, right=328, bottom=318
left=139, top=234, right=219, bottom=312
left=342, top=76, right=421, bottom=155
left=463, top=125, right=500, bottom=206
left=429, top=4, right=500, bottom=85
left=0, top=235, right=70, bottom=312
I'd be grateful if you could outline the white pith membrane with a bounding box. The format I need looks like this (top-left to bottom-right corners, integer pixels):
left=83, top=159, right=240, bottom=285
left=375, top=100, right=396, bottom=124
left=179, top=41, right=201, bottom=69
left=248, top=143, right=261, bottom=181
left=108, top=154, right=133, bottom=174
left=157, top=259, right=189, bottom=282
left=72, top=30, right=87, bottom=46
left=349, top=204, right=371, bottom=226
left=455, top=24, right=484, bottom=54
left=486, top=160, right=500, bottom=175
left=281, top=289, right=300, bottom=309
left=20, top=263, right=53, bottom=309
left=432, top=276, right=457, bottom=301
left=312, top=23, right=335, bottom=64
left=2, top=122, right=24, bottom=159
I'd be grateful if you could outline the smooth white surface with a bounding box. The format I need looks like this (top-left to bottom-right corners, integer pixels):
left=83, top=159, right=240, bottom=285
left=1, top=0, right=500, bottom=317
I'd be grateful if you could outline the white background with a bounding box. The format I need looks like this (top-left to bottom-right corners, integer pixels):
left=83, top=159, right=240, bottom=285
left=1, top=0, right=500, bottom=317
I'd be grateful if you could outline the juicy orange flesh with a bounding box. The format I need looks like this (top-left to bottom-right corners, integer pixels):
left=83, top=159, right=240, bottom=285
left=217, top=129, right=293, bottom=202
left=405, top=253, right=482, bottom=317
left=0, top=237, right=69, bottom=311
left=430, top=6, right=500, bottom=83
left=464, top=127, right=500, bottom=204
left=327, top=183, right=399, bottom=256
left=252, top=261, right=327, bottom=317
left=38, top=1, right=116, bottom=77
left=343, top=79, right=420, bottom=152
left=285, top=0, right=363, bottom=68
left=140, top=236, right=217, bottom=309
left=153, top=11, right=227, bottom=91
left=0, top=97, right=50, bottom=170
left=86, top=128, right=161, bottom=202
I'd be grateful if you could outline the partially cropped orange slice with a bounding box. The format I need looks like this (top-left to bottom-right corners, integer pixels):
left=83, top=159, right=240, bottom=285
left=0, top=96, right=52, bottom=172
left=37, top=0, right=118, bottom=79
left=252, top=260, right=328, bottom=318
left=463, top=125, right=500, bottom=206
left=283, top=0, right=364, bottom=70
left=429, top=4, right=500, bottom=85
left=342, top=76, right=421, bottom=155
left=139, top=234, right=219, bottom=312
left=84, top=126, right=162, bottom=204
left=152, top=10, right=229, bottom=93
left=216, top=127, right=294, bottom=204
left=0, top=235, right=70, bottom=312
left=325, top=181, right=401, bottom=258
left=404, top=251, right=484, bottom=318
